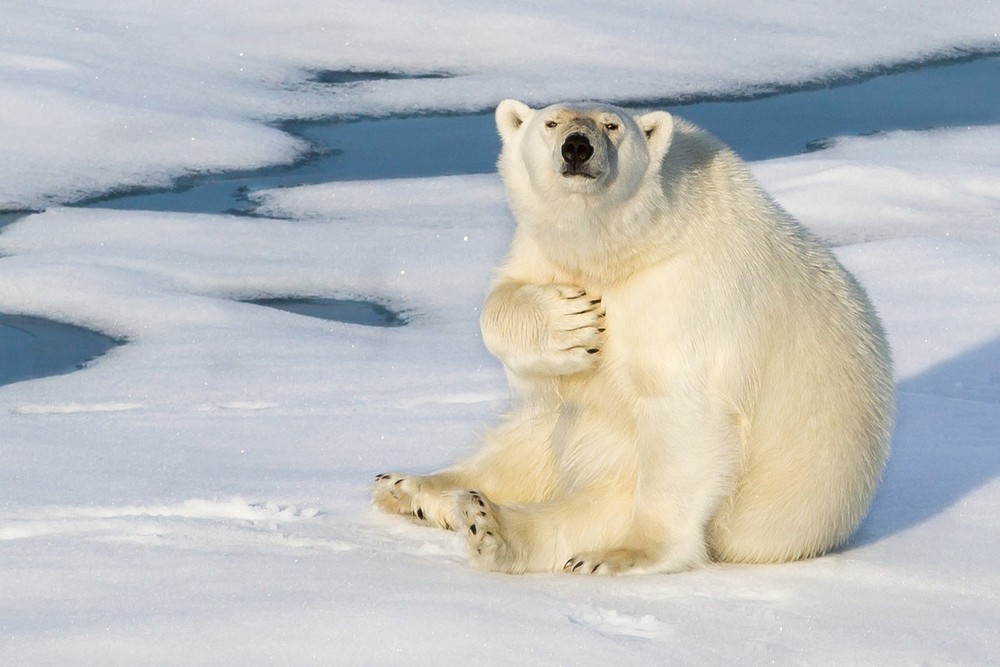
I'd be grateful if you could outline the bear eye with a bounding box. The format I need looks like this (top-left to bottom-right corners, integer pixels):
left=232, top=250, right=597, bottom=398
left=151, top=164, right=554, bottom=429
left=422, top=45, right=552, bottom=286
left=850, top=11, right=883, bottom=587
left=545, top=120, right=558, bottom=129
left=604, top=122, right=619, bottom=131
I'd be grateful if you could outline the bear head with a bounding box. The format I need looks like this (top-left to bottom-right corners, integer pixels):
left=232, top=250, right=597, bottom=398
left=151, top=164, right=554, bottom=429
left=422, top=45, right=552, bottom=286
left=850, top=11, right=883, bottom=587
left=493, top=99, right=676, bottom=278
left=495, top=99, right=673, bottom=207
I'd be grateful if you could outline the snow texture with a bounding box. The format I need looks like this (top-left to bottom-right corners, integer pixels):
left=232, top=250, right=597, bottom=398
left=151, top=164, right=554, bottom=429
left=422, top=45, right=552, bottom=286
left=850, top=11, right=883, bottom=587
left=2, top=1, right=1000, bottom=665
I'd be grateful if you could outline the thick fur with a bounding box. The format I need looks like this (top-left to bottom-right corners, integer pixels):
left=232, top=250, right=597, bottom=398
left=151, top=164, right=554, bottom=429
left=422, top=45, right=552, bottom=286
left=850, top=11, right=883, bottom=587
left=373, top=99, right=894, bottom=575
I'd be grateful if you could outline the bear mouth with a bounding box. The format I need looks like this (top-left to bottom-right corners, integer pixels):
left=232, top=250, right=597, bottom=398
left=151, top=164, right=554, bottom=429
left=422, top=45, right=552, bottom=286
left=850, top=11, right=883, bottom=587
left=561, top=165, right=597, bottom=179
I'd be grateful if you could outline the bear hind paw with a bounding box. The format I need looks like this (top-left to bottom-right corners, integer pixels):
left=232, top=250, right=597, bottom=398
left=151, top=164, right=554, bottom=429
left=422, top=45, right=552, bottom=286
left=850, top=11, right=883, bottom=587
left=372, top=473, right=456, bottom=530
left=563, top=548, right=656, bottom=575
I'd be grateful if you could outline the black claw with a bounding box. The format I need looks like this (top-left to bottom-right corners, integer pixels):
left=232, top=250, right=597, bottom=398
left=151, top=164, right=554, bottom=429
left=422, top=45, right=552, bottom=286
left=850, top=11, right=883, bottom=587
left=590, top=299, right=601, bottom=305
left=416, top=508, right=425, bottom=520
left=469, top=524, right=478, bottom=535
left=565, top=558, right=575, bottom=569
left=597, top=328, right=606, bottom=333
left=587, top=348, right=599, bottom=354
left=393, top=478, right=403, bottom=486
left=444, top=521, right=453, bottom=531
left=572, top=561, right=584, bottom=572
left=591, top=564, right=601, bottom=574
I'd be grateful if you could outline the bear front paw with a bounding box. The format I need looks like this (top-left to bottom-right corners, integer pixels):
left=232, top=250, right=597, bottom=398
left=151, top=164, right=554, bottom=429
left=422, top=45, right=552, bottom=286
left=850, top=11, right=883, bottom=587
left=489, top=283, right=605, bottom=377
left=551, top=286, right=605, bottom=347
left=538, top=285, right=605, bottom=375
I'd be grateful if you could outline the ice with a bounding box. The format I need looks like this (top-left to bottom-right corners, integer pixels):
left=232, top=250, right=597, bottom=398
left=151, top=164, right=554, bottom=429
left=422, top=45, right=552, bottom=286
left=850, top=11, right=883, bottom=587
left=0, top=82, right=306, bottom=210
left=754, top=126, right=1000, bottom=248
left=3, top=1, right=1000, bottom=209
left=2, top=1, right=1000, bottom=664
left=3, top=127, right=999, bottom=662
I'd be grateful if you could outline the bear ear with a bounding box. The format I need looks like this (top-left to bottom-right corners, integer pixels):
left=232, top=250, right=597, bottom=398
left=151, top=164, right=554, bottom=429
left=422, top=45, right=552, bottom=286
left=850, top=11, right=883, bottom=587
left=495, top=99, right=534, bottom=143
left=636, top=110, right=674, bottom=161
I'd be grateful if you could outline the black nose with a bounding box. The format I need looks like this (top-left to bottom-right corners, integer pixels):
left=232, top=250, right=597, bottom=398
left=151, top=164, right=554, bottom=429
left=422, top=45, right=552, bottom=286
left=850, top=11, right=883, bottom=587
left=561, top=133, right=593, bottom=165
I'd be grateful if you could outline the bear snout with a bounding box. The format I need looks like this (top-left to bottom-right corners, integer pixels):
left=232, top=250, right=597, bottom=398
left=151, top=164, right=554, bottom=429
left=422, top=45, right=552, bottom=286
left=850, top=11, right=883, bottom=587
left=561, top=133, right=595, bottom=176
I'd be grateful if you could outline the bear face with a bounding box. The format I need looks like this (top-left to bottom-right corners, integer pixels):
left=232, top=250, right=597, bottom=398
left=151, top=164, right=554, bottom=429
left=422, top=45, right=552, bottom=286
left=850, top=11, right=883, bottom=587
left=495, top=99, right=674, bottom=206
left=494, top=99, right=678, bottom=282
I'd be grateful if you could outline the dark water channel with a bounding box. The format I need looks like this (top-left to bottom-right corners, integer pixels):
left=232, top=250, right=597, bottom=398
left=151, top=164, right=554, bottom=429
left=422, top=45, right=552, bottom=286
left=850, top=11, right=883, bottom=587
left=87, top=55, right=999, bottom=216
left=2, top=54, right=997, bottom=387
left=0, top=314, right=121, bottom=388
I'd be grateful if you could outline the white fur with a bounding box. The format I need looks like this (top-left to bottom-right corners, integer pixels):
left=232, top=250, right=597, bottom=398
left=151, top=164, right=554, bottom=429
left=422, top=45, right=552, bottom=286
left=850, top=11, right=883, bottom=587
left=373, top=99, right=894, bottom=575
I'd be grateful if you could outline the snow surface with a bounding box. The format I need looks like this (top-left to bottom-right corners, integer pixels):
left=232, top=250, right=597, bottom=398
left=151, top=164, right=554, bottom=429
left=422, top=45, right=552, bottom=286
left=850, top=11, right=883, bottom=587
left=3, top=0, right=1000, bottom=210
left=2, top=2, right=1000, bottom=665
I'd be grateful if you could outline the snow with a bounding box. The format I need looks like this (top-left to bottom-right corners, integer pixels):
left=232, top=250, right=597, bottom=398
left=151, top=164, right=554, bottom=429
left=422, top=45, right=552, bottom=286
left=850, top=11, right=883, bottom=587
left=3, top=0, right=1000, bottom=210
left=2, top=1, right=1000, bottom=664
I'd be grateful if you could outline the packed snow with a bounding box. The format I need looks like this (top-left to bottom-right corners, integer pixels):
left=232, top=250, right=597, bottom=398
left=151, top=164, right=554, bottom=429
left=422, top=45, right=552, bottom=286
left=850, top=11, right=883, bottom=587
left=2, top=1, right=1000, bottom=665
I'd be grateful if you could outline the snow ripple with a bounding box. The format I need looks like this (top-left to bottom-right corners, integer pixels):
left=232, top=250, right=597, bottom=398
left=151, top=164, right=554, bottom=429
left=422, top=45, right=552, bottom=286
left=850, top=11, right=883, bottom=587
left=0, top=498, right=354, bottom=553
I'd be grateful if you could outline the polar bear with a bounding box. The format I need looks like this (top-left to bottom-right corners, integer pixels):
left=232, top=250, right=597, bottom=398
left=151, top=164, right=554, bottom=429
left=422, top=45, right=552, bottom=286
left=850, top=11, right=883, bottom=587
left=373, top=99, right=894, bottom=575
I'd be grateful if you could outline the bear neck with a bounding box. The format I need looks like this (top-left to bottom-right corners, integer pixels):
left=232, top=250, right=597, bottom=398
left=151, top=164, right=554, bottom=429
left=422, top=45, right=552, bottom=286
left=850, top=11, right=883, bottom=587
left=510, top=183, right=689, bottom=287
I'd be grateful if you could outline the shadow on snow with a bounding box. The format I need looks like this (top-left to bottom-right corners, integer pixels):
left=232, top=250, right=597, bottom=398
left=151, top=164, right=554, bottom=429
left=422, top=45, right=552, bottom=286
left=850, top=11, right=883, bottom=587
left=851, top=336, right=1000, bottom=547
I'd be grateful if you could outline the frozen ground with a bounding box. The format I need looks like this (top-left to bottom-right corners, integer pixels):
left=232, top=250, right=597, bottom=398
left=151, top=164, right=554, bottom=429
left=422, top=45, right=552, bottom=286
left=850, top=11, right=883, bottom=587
left=2, top=2, right=1000, bottom=665
left=3, top=0, right=1000, bottom=210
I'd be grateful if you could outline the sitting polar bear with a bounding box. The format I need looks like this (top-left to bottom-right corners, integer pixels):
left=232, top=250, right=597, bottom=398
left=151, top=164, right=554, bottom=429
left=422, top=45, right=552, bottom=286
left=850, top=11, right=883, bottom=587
left=374, top=99, right=894, bottom=575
